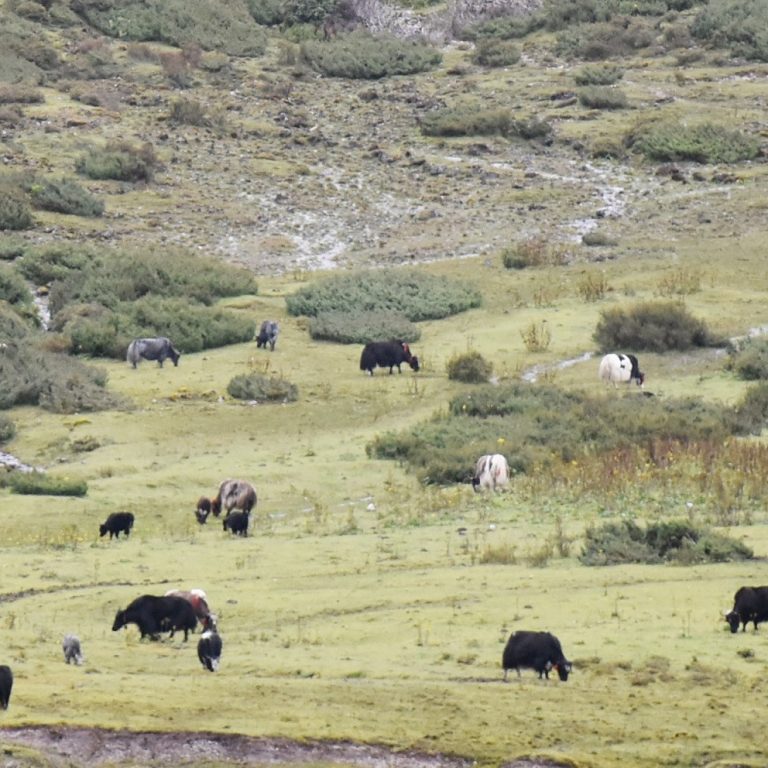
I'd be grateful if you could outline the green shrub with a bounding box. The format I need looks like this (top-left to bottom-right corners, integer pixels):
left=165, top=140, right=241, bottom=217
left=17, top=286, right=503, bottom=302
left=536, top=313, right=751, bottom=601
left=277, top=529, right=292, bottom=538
left=594, top=300, right=717, bottom=352
left=169, top=97, right=209, bottom=127
left=6, top=471, right=88, bottom=497
left=727, top=337, right=768, bottom=380
left=582, top=231, right=617, bottom=247
left=578, top=86, right=628, bottom=109
left=446, top=351, right=493, bottom=383
left=556, top=18, right=656, bottom=59
left=630, top=122, right=760, bottom=164
left=29, top=177, right=105, bottom=217
left=227, top=372, right=298, bottom=403
left=472, top=38, right=521, bottom=67
left=0, top=83, right=44, bottom=104
left=0, top=187, right=34, bottom=231
left=15, top=243, right=95, bottom=285
left=0, top=414, right=15, bottom=442
left=730, top=382, right=768, bottom=436
left=245, top=0, right=285, bottom=25
left=501, top=237, right=568, bottom=269
left=691, top=0, right=768, bottom=61
left=75, top=141, right=158, bottom=182
left=75, top=0, right=267, bottom=56
left=286, top=270, right=480, bottom=322
left=282, top=0, right=337, bottom=24
left=0, top=264, right=33, bottom=307
left=309, top=310, right=420, bottom=344
left=420, top=106, right=551, bottom=141
left=576, top=269, right=609, bottom=302
left=573, top=64, right=624, bottom=85
left=0, top=235, right=27, bottom=261
left=300, top=32, right=441, bottom=79
left=580, top=519, right=753, bottom=565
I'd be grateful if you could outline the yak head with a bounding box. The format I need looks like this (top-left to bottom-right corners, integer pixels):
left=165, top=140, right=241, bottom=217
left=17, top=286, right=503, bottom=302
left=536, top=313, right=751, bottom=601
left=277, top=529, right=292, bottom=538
left=112, top=610, right=127, bottom=631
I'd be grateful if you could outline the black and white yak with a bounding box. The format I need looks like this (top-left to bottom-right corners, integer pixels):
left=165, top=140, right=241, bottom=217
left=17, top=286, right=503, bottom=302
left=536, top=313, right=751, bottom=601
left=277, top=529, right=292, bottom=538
left=126, top=337, right=181, bottom=368
left=360, top=340, right=419, bottom=375
left=598, top=353, right=645, bottom=388
left=197, top=627, right=223, bottom=672
left=472, top=454, right=510, bottom=492
left=209, top=479, right=257, bottom=519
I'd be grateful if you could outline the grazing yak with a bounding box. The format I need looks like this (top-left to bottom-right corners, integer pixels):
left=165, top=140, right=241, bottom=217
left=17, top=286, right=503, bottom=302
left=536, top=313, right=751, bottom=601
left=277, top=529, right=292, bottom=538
left=0, top=665, right=12, bottom=710
left=62, top=634, right=84, bottom=665
left=502, top=631, right=572, bottom=682
left=126, top=337, right=181, bottom=369
left=360, top=340, right=419, bottom=375
left=598, top=353, right=645, bottom=388
left=198, top=627, right=223, bottom=672
left=112, top=594, right=198, bottom=641
left=256, top=320, right=279, bottom=351
left=210, top=479, right=257, bottom=519
left=164, top=588, right=215, bottom=626
left=223, top=511, right=250, bottom=537
left=725, top=586, right=768, bottom=633
left=99, top=511, right=135, bottom=539
left=472, top=454, right=510, bottom=492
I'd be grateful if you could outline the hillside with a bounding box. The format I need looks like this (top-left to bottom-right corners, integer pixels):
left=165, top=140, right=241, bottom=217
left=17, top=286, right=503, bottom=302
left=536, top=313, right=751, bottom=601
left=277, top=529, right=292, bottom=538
left=2, top=1, right=768, bottom=768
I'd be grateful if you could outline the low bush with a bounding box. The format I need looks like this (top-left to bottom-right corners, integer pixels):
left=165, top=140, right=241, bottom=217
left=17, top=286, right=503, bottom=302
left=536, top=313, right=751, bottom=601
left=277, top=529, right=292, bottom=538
left=420, top=106, right=552, bottom=141
left=630, top=122, right=760, bottom=164
left=309, top=310, right=420, bottom=344
left=0, top=264, right=34, bottom=308
left=580, top=519, right=753, bottom=565
left=227, top=373, right=298, bottom=403
left=501, top=237, right=568, bottom=269
left=29, top=177, right=105, bottom=217
left=728, top=337, right=768, bottom=380
left=245, top=0, right=284, bottom=25
left=300, top=32, right=441, bottom=79
left=286, top=269, right=480, bottom=322
left=0, top=187, right=34, bottom=231
left=578, top=86, right=628, bottom=110
left=472, top=38, right=521, bottom=67
left=573, top=64, right=624, bottom=85
left=0, top=236, right=27, bottom=261
left=446, top=351, right=493, bottom=383
left=593, top=300, right=718, bottom=352
left=691, top=0, right=768, bottom=61
left=0, top=414, right=15, bottom=442
left=730, top=382, right=768, bottom=435
left=0, top=83, right=44, bottom=104
left=169, top=98, right=209, bottom=127
left=577, top=269, right=609, bottom=301
left=75, top=141, right=159, bottom=182
left=5, top=471, right=88, bottom=497
left=557, top=18, right=656, bottom=59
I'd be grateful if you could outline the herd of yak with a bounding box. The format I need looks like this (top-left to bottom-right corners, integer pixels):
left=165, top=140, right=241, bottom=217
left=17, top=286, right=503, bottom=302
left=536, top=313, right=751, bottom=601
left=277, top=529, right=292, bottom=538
left=0, top=340, right=758, bottom=711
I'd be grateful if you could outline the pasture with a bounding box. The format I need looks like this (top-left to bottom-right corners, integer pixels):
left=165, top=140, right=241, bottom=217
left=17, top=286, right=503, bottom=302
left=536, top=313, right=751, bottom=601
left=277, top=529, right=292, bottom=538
left=2, top=240, right=768, bottom=768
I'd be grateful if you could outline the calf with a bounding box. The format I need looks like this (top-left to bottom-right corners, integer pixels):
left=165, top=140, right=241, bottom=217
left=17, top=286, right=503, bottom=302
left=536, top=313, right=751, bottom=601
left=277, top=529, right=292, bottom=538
left=198, top=628, right=223, bottom=672
left=502, top=630, right=572, bottom=681
left=725, top=586, right=768, bottom=633
left=223, top=511, right=249, bottom=537
left=360, top=340, right=419, bottom=375
left=195, top=497, right=212, bottom=525
left=0, top=665, right=12, bottom=709
left=472, top=454, right=510, bottom=492
left=62, top=634, right=84, bottom=665
left=112, top=595, right=198, bottom=641
left=99, top=512, right=135, bottom=539
left=256, top=320, right=279, bottom=351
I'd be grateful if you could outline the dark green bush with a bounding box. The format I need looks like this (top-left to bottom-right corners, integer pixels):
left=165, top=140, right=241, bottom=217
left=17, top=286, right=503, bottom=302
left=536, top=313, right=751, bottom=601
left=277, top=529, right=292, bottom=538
left=446, top=351, right=493, bottom=383
left=691, top=0, right=768, bottom=61
left=421, top=105, right=513, bottom=137
left=472, top=38, right=521, bottom=67
left=580, top=519, right=753, bottom=565
left=0, top=414, right=15, bottom=442
left=300, top=32, right=441, bottom=79
left=557, top=18, right=656, bottom=59
left=75, top=0, right=267, bottom=56
left=0, top=187, right=34, bottom=231
left=309, top=310, right=420, bottom=344
left=727, top=337, right=768, bottom=380
left=286, top=269, right=480, bottom=322
left=227, top=372, right=298, bottom=403
left=573, top=64, right=624, bottom=85
left=578, top=86, right=628, bottom=109
left=75, top=141, right=158, bottom=182
left=29, top=177, right=105, bottom=217
left=630, top=122, right=760, bottom=164
left=0, top=264, right=34, bottom=308
left=282, top=0, right=337, bottom=24
left=5, top=471, right=88, bottom=497
left=245, top=0, right=284, bottom=25
left=16, top=243, right=95, bottom=285
left=730, top=382, right=768, bottom=436
left=593, top=300, right=717, bottom=352
left=0, top=235, right=27, bottom=261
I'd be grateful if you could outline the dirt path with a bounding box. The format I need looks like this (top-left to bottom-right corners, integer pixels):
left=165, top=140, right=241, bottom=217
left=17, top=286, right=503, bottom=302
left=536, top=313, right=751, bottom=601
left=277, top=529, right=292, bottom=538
left=0, top=727, right=567, bottom=768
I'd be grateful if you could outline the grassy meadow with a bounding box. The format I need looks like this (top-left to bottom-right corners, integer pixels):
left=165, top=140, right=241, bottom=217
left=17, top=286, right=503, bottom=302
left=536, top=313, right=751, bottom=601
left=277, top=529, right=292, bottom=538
left=2, top=240, right=768, bottom=768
